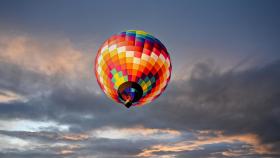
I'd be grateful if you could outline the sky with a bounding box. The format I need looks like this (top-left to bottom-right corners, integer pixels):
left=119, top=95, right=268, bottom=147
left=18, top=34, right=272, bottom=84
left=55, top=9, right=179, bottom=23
left=0, top=0, right=280, bottom=157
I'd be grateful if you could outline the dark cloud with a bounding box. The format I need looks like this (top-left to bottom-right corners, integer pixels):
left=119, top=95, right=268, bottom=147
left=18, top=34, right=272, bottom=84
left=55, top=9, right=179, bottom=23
left=0, top=60, right=48, bottom=95
left=1, top=53, right=280, bottom=157
left=151, top=60, right=280, bottom=141
left=0, top=129, right=157, bottom=158
left=0, top=153, right=60, bottom=158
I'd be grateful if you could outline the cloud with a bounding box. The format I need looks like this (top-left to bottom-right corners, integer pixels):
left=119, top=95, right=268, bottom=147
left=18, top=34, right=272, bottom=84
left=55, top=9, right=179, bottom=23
left=0, top=134, right=30, bottom=151
left=0, top=119, right=69, bottom=132
left=92, top=126, right=181, bottom=140
left=146, top=60, right=280, bottom=140
left=0, top=34, right=280, bottom=157
left=0, top=89, right=27, bottom=103
left=137, top=131, right=276, bottom=157
left=221, top=149, right=251, bottom=157
left=0, top=35, right=89, bottom=77
left=57, top=144, right=81, bottom=156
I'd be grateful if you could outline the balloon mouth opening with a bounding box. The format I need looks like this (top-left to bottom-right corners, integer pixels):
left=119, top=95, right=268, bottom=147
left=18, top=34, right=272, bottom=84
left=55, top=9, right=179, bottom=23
left=117, top=81, right=143, bottom=108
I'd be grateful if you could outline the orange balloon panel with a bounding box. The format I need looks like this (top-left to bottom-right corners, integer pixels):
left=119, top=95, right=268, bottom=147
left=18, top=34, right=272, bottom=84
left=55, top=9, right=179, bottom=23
left=95, top=30, right=171, bottom=107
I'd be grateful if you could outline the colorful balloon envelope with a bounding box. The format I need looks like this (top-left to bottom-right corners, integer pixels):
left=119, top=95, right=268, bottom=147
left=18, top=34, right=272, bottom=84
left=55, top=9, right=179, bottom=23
left=95, top=30, right=172, bottom=108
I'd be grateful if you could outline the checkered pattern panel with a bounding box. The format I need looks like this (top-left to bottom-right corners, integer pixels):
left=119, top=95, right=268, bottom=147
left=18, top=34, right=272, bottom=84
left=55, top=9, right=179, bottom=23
left=95, top=30, right=172, bottom=106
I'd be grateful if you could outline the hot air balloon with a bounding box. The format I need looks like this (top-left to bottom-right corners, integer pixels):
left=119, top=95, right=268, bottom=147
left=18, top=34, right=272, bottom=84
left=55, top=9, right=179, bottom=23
left=95, top=30, right=172, bottom=108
